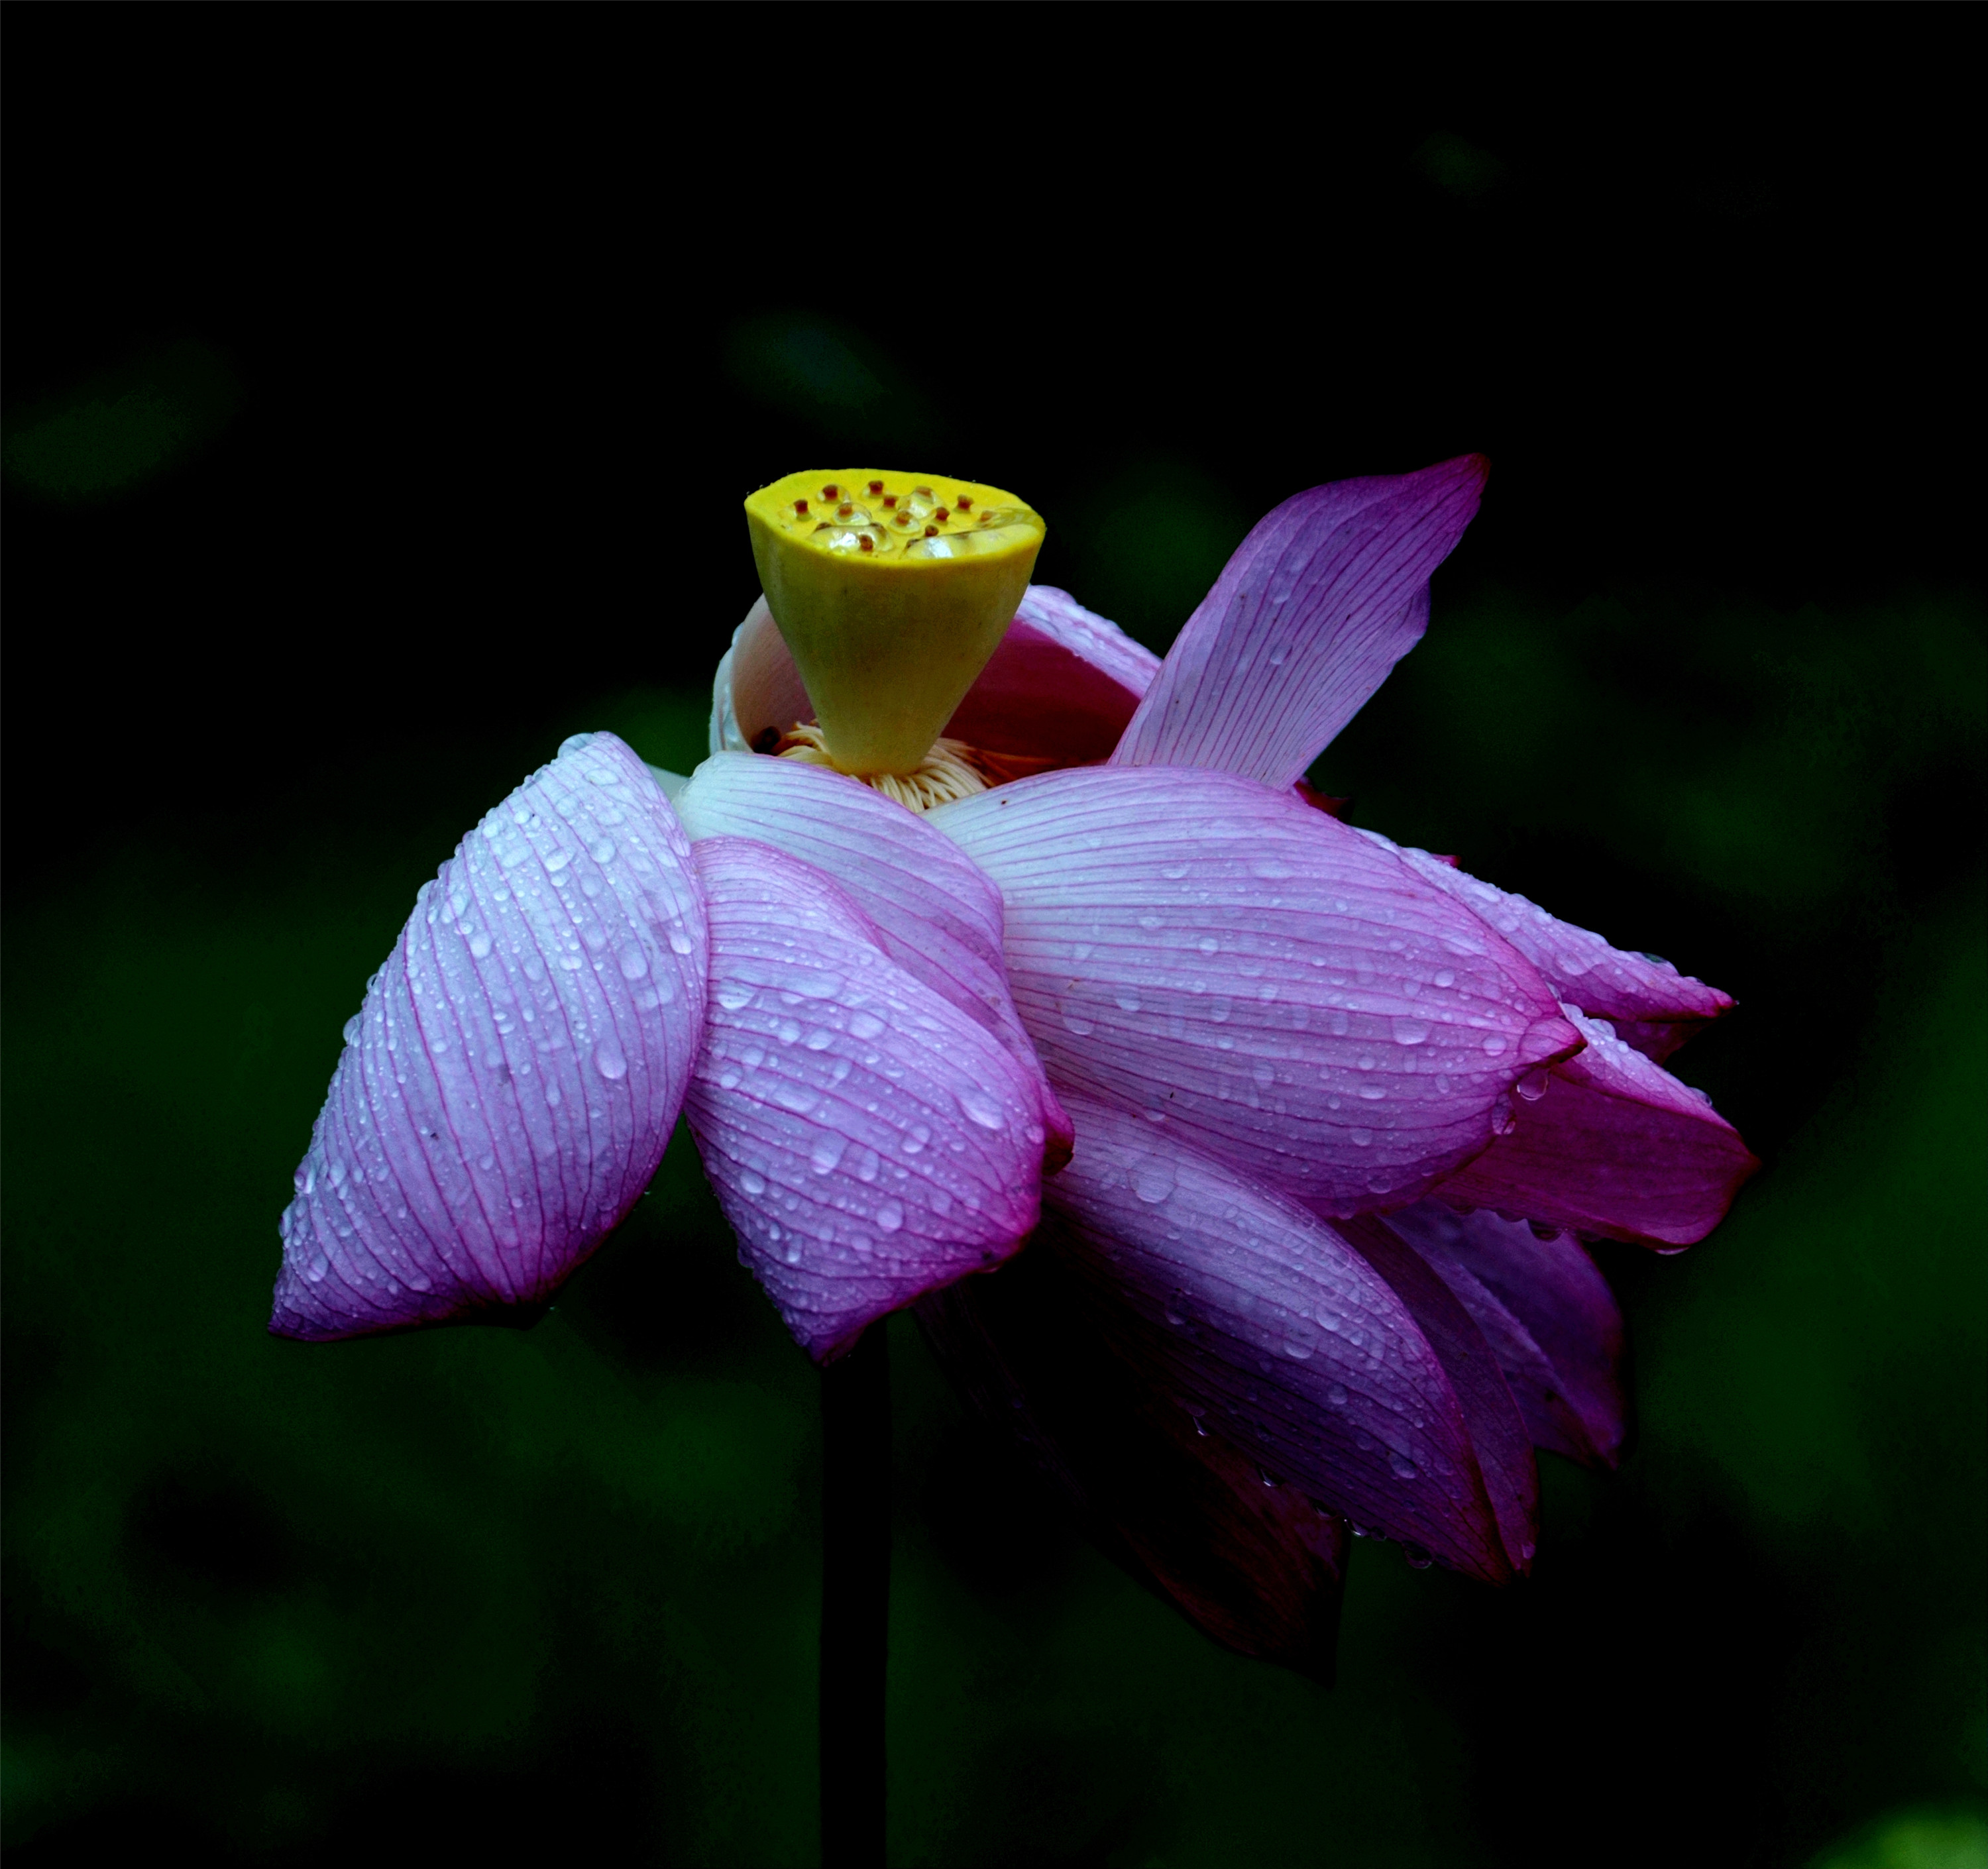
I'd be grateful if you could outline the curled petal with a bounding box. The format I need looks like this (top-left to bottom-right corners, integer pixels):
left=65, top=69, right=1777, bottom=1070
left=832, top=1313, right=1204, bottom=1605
left=675, top=752, right=1072, bottom=1168
left=934, top=765, right=1582, bottom=1214
left=1369, top=832, right=1734, bottom=1059
left=920, top=1260, right=1349, bottom=1680
left=1111, top=457, right=1486, bottom=787
left=685, top=836, right=1047, bottom=1363
left=1037, top=1096, right=1518, bottom=1583
left=1383, top=1201, right=1626, bottom=1469
left=1432, top=1007, right=1761, bottom=1248
left=272, top=733, right=708, bottom=1340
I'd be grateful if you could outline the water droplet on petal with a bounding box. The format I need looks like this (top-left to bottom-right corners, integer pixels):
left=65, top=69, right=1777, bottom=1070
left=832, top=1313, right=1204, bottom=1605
left=740, top=1169, right=767, bottom=1197
left=850, top=1011, right=885, bottom=1041
left=876, top=1199, right=904, bottom=1232
left=593, top=1038, right=628, bottom=1081
left=956, top=1086, right=1005, bottom=1131
left=620, top=945, right=649, bottom=981
left=716, top=981, right=754, bottom=1012
left=809, top=1132, right=848, bottom=1175
left=1482, top=1035, right=1508, bottom=1056
left=1392, top=1017, right=1431, bottom=1045
left=1132, top=1157, right=1176, bottom=1204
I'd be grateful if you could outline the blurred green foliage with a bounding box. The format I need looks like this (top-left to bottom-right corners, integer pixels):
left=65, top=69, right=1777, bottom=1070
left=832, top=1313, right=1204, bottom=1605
left=1, top=341, right=241, bottom=504
left=4, top=574, right=1983, bottom=1866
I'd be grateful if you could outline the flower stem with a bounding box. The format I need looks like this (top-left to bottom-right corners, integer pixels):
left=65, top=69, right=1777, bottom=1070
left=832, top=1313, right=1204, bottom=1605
left=820, top=1321, right=891, bottom=1867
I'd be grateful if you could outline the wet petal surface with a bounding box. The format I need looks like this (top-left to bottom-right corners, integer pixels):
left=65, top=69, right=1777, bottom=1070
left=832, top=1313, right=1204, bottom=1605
left=272, top=733, right=708, bottom=1340
left=1383, top=1200, right=1626, bottom=1468
left=1370, top=831, right=1734, bottom=1057
left=1111, top=457, right=1486, bottom=788
left=685, top=835, right=1046, bottom=1363
left=1431, top=1006, right=1761, bottom=1247
left=935, top=765, right=1580, bottom=1214
left=1036, top=1096, right=1517, bottom=1582
left=675, top=752, right=1071, bottom=1167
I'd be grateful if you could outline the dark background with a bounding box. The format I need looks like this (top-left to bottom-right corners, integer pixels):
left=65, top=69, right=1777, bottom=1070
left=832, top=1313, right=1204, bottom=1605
left=5, top=15, right=1981, bottom=1868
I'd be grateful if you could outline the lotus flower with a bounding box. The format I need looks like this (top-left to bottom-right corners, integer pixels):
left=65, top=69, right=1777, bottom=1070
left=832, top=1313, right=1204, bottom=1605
left=272, top=454, right=1756, bottom=1672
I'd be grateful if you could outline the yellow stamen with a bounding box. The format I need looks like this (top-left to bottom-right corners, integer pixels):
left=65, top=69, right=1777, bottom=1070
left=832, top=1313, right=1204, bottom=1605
left=775, top=723, right=989, bottom=812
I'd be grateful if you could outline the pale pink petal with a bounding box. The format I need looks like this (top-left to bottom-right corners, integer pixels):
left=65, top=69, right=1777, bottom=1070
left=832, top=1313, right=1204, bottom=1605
left=1034, top=1096, right=1516, bottom=1582
left=933, top=765, right=1582, bottom=1215
left=272, top=733, right=708, bottom=1341
left=710, top=596, right=814, bottom=755
left=674, top=751, right=1072, bottom=1168
left=1382, top=1201, right=1626, bottom=1469
left=1432, top=1007, right=1761, bottom=1248
left=1335, top=1213, right=1538, bottom=1572
left=1370, top=831, right=1734, bottom=1057
left=1111, top=457, right=1486, bottom=786
left=920, top=1263, right=1349, bottom=1678
left=685, top=836, right=1047, bottom=1363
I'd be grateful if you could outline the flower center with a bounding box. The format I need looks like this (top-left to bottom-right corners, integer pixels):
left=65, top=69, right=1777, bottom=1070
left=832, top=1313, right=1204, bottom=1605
left=744, top=468, right=1045, bottom=781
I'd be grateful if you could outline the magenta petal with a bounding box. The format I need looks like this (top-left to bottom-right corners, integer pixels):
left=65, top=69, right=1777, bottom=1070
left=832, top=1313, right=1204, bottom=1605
left=934, top=765, right=1581, bottom=1214
left=1382, top=1201, right=1626, bottom=1469
left=684, top=836, right=1047, bottom=1363
left=1433, top=1008, right=1761, bottom=1248
left=1372, top=832, right=1734, bottom=1056
left=920, top=1265, right=1349, bottom=1680
left=271, top=733, right=708, bottom=1341
left=1038, top=1096, right=1517, bottom=1583
left=943, top=586, right=1160, bottom=766
left=1333, top=1212, right=1538, bottom=1572
left=675, top=752, right=1072, bottom=1169
left=1111, top=456, right=1487, bottom=787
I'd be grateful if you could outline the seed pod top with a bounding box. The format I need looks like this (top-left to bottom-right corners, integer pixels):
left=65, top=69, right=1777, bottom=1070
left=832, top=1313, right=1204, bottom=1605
left=744, top=469, right=1046, bottom=777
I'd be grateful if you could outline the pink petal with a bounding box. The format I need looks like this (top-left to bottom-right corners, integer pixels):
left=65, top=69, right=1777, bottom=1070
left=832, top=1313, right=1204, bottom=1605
left=1432, top=1008, right=1761, bottom=1248
left=684, top=835, right=1048, bottom=1363
left=271, top=733, right=708, bottom=1341
left=942, top=586, right=1161, bottom=769
left=1333, top=1212, right=1538, bottom=1573
left=920, top=1263, right=1349, bottom=1678
left=1371, top=831, right=1734, bottom=1057
left=1037, top=1095, right=1519, bottom=1583
left=1382, top=1201, right=1626, bottom=1469
left=675, top=752, right=1072, bottom=1169
left=933, top=765, right=1582, bottom=1215
left=1111, top=457, right=1487, bottom=787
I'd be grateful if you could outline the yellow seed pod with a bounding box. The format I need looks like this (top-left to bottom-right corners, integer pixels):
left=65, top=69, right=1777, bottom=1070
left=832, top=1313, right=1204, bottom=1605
left=744, top=469, right=1045, bottom=776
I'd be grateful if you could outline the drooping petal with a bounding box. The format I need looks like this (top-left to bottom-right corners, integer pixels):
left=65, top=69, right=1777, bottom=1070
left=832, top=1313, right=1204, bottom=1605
left=684, top=835, right=1048, bottom=1362
left=1369, top=831, right=1734, bottom=1059
left=1032, top=1095, right=1518, bottom=1583
left=933, top=765, right=1582, bottom=1214
left=1331, top=1213, right=1538, bottom=1571
left=674, top=751, right=1072, bottom=1167
left=1111, top=457, right=1486, bottom=787
left=919, top=1255, right=1349, bottom=1680
left=272, top=733, right=708, bottom=1341
left=1431, top=1007, right=1760, bottom=1248
left=1382, top=1201, right=1626, bottom=1469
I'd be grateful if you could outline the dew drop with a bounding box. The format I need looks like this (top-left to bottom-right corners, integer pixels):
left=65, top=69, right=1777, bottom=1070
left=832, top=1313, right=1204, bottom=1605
left=1515, top=1065, right=1551, bottom=1102
left=850, top=1010, right=885, bottom=1041
left=1482, top=1035, right=1508, bottom=1056
left=876, top=1199, right=904, bottom=1232
left=620, top=945, right=649, bottom=980
left=810, top=1133, right=848, bottom=1175
left=956, top=1087, right=1005, bottom=1131
left=740, top=1169, right=767, bottom=1197
left=716, top=981, right=754, bottom=1012
left=592, top=1038, right=628, bottom=1081
left=1132, top=1157, right=1176, bottom=1204
left=1392, top=1017, right=1431, bottom=1046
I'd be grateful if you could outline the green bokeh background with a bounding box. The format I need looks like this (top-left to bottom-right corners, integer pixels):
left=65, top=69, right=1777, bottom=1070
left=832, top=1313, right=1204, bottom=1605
left=7, top=581, right=1981, bottom=1864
